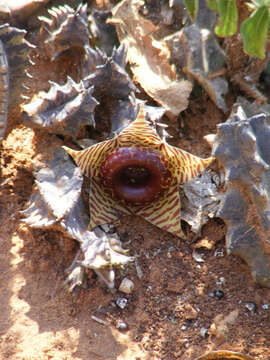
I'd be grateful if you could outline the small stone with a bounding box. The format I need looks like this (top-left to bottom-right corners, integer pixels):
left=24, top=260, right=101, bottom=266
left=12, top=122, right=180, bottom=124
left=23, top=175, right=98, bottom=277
left=115, top=320, right=129, bottom=331
left=213, top=290, right=224, bottom=299
left=216, top=277, right=226, bottom=286
left=214, top=249, right=225, bottom=257
left=262, top=304, right=269, bottom=310
left=119, top=278, right=134, bottom=294
left=116, top=297, right=128, bottom=309
left=135, top=259, right=143, bottom=279
left=183, top=338, right=189, bottom=348
left=183, top=304, right=198, bottom=320
left=181, top=325, right=187, bottom=331
left=200, top=327, right=208, bottom=338
left=192, top=249, right=205, bottom=263
left=245, top=302, right=256, bottom=312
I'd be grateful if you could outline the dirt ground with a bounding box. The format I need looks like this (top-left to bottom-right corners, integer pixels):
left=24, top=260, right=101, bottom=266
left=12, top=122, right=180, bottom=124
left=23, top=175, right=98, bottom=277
left=1, top=93, right=270, bottom=360
left=1, top=1, right=270, bottom=359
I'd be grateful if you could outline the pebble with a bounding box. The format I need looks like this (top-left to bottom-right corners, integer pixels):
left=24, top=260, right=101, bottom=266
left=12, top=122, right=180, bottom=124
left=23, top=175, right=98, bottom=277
left=213, top=290, right=224, bottom=299
left=216, top=277, right=226, bottom=286
left=214, top=249, right=225, bottom=257
left=245, top=302, right=256, bottom=312
left=135, top=259, right=143, bottom=279
left=262, top=304, right=269, bottom=310
left=115, top=320, right=129, bottom=331
left=200, top=327, right=208, bottom=338
left=192, top=249, right=205, bottom=263
left=119, top=278, right=134, bottom=294
left=116, top=297, right=128, bottom=309
left=185, top=319, right=193, bottom=327
left=183, top=338, right=189, bottom=348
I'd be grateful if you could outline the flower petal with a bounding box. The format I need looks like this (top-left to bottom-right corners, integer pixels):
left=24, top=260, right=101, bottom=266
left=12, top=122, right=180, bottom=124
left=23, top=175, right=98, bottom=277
left=89, top=179, right=131, bottom=229
left=136, top=183, right=185, bottom=238
left=160, top=142, right=214, bottom=183
left=116, top=105, right=161, bottom=148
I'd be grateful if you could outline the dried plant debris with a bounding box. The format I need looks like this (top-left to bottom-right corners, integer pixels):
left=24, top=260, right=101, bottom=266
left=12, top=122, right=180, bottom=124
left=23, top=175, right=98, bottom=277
left=0, top=24, right=34, bottom=139
left=181, top=170, right=223, bottom=234
left=37, top=3, right=89, bottom=60
left=212, top=100, right=270, bottom=287
left=21, top=77, right=98, bottom=138
left=110, top=0, right=192, bottom=116
left=165, top=2, right=228, bottom=112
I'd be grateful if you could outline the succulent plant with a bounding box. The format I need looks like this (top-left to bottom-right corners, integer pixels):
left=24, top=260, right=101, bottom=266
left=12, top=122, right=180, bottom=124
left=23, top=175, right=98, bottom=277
left=5, top=0, right=269, bottom=291
left=211, top=99, right=270, bottom=287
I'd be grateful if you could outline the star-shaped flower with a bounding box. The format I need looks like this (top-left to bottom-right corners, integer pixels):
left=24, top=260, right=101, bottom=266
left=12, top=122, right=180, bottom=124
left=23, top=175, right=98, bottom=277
left=63, top=107, right=214, bottom=238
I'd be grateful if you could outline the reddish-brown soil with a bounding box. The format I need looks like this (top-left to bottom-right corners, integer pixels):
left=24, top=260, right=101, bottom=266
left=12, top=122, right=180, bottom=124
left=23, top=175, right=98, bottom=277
left=1, top=2, right=270, bottom=359
left=1, top=94, right=270, bottom=360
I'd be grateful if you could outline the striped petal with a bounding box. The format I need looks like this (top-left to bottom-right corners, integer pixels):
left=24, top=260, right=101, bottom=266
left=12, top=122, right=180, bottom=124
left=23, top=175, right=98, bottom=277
left=136, top=183, right=185, bottom=238
left=116, top=105, right=161, bottom=148
left=89, top=179, right=132, bottom=229
left=159, top=142, right=214, bottom=183
left=63, top=139, right=115, bottom=178
left=63, top=105, right=214, bottom=239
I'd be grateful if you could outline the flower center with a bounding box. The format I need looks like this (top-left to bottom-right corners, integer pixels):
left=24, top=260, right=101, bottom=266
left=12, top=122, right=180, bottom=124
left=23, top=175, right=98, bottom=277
left=101, top=147, right=171, bottom=203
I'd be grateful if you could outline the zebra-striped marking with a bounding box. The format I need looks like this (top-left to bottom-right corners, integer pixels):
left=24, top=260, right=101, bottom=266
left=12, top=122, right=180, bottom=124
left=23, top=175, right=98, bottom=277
left=63, top=106, right=214, bottom=238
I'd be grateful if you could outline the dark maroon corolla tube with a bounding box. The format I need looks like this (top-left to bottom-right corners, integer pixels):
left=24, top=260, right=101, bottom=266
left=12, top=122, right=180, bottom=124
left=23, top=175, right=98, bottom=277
left=100, top=147, right=172, bottom=203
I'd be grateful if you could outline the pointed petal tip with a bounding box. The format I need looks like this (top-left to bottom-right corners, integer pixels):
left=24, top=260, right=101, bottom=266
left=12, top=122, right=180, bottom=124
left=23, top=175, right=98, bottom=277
left=197, top=156, right=215, bottom=175
left=62, top=146, right=79, bottom=160
left=173, top=229, right=186, bottom=239
left=203, top=156, right=215, bottom=167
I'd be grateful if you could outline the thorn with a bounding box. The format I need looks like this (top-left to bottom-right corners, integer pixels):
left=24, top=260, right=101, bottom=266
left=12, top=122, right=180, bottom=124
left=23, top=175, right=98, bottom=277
left=156, top=122, right=168, bottom=128
left=48, top=9, right=58, bottom=18
left=204, top=134, right=216, bottom=147
left=25, top=71, right=34, bottom=78
left=28, top=58, right=36, bottom=66
left=21, top=95, right=30, bottom=100
left=38, top=16, right=53, bottom=26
